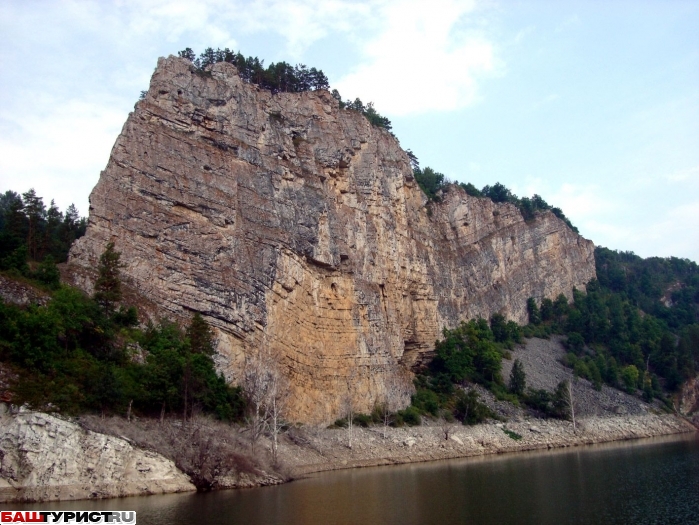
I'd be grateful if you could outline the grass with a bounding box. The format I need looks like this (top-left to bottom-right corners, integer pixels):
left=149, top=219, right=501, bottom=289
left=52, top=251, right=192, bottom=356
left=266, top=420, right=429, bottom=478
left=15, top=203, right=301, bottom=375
left=503, top=428, right=522, bottom=440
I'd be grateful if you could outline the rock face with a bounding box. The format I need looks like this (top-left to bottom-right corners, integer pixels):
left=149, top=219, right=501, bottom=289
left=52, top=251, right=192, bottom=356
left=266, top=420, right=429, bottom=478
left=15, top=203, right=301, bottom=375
left=69, top=56, right=596, bottom=423
left=678, top=375, right=699, bottom=426
left=0, top=410, right=195, bottom=502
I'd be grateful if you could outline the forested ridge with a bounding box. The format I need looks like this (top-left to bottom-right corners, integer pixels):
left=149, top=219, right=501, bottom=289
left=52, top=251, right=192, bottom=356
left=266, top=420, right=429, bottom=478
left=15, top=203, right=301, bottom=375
left=172, top=47, right=392, bottom=131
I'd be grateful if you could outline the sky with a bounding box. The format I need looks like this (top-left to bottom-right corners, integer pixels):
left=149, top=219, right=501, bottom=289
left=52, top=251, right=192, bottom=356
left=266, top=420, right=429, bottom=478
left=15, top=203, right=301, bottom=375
left=1, top=0, right=698, bottom=261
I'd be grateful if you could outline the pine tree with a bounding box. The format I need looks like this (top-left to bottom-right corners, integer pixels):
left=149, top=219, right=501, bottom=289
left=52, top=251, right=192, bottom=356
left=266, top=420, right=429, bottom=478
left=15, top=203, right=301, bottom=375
left=22, top=188, right=46, bottom=261
left=527, top=297, right=542, bottom=325
left=187, top=312, right=214, bottom=355
left=93, top=242, right=123, bottom=316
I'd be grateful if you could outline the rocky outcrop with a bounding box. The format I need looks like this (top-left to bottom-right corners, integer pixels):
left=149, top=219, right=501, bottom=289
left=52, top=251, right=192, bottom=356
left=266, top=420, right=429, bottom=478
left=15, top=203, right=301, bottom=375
left=69, top=56, right=596, bottom=423
left=678, top=375, right=699, bottom=427
left=0, top=275, right=49, bottom=307
left=0, top=410, right=195, bottom=502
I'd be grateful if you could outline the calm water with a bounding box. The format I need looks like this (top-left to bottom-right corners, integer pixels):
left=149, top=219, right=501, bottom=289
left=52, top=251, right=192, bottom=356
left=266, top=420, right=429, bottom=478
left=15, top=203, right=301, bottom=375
left=7, top=433, right=699, bottom=525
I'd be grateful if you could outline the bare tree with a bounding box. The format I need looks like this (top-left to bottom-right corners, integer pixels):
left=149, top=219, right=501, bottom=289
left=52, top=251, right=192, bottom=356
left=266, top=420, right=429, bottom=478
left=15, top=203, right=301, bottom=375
left=554, top=379, right=577, bottom=433
left=440, top=410, right=455, bottom=440
left=243, top=350, right=272, bottom=456
left=242, top=346, right=292, bottom=461
left=567, top=380, right=577, bottom=433
left=377, top=364, right=412, bottom=439
left=266, top=361, right=290, bottom=464
left=342, top=368, right=360, bottom=449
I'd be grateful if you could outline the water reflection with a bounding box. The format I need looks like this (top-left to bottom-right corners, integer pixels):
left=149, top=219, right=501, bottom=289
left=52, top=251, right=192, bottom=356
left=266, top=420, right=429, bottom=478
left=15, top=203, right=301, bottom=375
left=7, top=433, right=698, bottom=525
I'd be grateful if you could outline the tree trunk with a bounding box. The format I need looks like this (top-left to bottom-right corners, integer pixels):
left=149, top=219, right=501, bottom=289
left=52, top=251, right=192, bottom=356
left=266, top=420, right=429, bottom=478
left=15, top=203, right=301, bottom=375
left=568, top=381, right=576, bottom=433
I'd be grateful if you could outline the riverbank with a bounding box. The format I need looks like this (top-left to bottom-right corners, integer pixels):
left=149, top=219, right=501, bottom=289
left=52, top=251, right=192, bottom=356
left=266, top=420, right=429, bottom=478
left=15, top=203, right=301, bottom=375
left=1, top=407, right=694, bottom=503
left=280, top=413, right=696, bottom=478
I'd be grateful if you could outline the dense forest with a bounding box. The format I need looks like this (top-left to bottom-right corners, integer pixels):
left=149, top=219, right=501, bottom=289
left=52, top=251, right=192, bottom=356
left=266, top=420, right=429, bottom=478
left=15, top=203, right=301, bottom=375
left=550, top=249, right=699, bottom=395
left=0, top=240, right=245, bottom=421
left=174, top=47, right=392, bottom=131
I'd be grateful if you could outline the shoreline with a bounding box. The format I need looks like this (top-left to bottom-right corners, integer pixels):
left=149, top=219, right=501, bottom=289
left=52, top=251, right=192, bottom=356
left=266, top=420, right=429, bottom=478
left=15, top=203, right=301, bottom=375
left=281, top=413, right=696, bottom=480
left=1, top=411, right=695, bottom=502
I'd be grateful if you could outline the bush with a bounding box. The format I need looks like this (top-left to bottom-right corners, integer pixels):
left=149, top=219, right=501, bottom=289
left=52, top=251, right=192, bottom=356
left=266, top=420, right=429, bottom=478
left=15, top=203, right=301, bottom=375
left=565, top=332, right=585, bottom=354
left=352, top=413, right=372, bottom=428
left=411, top=388, right=440, bottom=416
left=524, top=388, right=553, bottom=415
left=454, top=389, right=494, bottom=425
left=396, top=406, right=422, bottom=426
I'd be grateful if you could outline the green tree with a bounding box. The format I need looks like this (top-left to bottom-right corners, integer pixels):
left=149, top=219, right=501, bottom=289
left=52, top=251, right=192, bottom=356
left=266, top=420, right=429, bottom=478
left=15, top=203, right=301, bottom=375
left=540, top=298, right=554, bottom=321
left=620, top=365, right=639, bottom=394
left=22, top=188, right=46, bottom=261
left=509, top=359, right=526, bottom=396
left=93, top=242, right=124, bottom=316
left=33, top=255, right=61, bottom=289
left=413, top=166, right=446, bottom=201
left=187, top=312, right=214, bottom=356
left=527, top=297, right=541, bottom=325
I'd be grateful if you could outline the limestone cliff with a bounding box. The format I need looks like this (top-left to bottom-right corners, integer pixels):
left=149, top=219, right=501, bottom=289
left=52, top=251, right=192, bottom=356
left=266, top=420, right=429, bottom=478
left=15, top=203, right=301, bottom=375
left=69, top=56, right=595, bottom=423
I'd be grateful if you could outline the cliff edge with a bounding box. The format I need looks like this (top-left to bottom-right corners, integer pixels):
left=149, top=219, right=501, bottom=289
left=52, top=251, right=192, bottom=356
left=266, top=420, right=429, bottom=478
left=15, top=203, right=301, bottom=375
left=69, top=56, right=595, bottom=422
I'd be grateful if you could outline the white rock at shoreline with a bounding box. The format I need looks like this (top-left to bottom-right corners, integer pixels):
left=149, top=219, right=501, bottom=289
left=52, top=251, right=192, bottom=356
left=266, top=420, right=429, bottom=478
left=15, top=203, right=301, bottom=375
left=0, top=410, right=195, bottom=503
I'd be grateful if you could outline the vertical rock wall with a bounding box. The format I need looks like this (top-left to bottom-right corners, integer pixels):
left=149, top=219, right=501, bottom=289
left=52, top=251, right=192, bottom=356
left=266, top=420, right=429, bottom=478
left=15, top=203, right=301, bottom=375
left=69, top=56, right=596, bottom=422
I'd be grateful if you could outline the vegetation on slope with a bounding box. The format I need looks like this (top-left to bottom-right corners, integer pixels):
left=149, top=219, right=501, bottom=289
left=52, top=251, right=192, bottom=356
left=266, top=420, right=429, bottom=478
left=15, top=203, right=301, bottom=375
left=530, top=248, right=699, bottom=397
left=401, top=248, right=698, bottom=425
left=0, top=238, right=245, bottom=421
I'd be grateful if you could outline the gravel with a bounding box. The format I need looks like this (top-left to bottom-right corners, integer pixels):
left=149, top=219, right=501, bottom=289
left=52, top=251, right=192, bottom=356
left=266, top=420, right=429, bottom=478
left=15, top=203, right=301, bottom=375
left=500, top=336, right=660, bottom=417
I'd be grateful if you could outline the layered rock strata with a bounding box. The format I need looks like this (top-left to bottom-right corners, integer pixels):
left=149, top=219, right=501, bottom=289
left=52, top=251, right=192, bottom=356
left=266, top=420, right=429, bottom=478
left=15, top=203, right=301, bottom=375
left=0, top=410, right=195, bottom=502
left=69, top=56, right=596, bottom=423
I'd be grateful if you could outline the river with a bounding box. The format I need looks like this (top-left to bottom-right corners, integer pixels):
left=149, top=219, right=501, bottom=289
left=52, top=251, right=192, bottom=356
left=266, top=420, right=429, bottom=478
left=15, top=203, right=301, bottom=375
left=8, top=433, right=699, bottom=525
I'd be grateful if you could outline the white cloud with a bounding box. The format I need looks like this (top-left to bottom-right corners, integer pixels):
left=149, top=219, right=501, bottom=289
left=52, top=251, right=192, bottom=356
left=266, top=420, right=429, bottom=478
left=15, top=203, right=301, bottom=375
left=335, top=0, right=499, bottom=115
left=0, top=97, right=127, bottom=215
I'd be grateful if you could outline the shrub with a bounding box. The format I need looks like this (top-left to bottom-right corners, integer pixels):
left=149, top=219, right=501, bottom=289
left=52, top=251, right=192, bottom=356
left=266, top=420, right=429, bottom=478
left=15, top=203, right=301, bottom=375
left=397, top=406, right=422, bottom=426
left=353, top=413, right=372, bottom=428
left=411, top=388, right=440, bottom=416
left=454, top=389, right=494, bottom=425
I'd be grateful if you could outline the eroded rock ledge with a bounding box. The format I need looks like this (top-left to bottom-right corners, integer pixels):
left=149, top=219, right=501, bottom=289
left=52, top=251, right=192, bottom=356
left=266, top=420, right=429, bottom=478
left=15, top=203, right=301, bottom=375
left=0, top=410, right=195, bottom=503
left=69, top=56, right=596, bottom=423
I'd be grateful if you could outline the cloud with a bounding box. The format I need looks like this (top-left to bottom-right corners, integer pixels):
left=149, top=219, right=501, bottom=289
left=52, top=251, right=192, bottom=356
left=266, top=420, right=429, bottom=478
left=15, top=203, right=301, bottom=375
left=335, top=0, right=499, bottom=115
left=0, top=97, right=127, bottom=215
